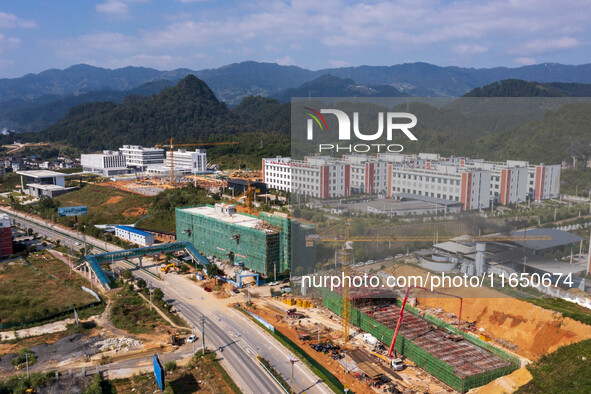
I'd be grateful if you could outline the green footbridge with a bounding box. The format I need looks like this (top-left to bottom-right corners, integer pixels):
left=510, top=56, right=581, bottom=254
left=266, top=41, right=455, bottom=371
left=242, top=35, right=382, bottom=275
left=85, top=241, right=210, bottom=290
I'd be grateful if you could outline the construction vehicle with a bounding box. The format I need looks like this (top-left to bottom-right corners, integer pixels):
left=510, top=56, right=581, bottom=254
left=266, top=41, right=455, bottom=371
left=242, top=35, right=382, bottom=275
left=155, top=138, right=239, bottom=185
left=171, top=333, right=179, bottom=346
left=305, top=219, right=552, bottom=345
left=370, top=351, right=405, bottom=371
left=286, top=308, right=304, bottom=319
left=160, top=263, right=177, bottom=273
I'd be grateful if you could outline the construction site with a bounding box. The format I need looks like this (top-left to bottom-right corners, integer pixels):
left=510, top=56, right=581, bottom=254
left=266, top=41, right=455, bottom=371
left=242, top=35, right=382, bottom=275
left=176, top=203, right=315, bottom=277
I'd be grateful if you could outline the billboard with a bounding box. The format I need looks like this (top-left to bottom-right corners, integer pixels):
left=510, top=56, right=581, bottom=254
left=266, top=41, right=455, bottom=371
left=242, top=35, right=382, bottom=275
left=153, top=354, right=165, bottom=391
left=58, top=206, right=87, bottom=217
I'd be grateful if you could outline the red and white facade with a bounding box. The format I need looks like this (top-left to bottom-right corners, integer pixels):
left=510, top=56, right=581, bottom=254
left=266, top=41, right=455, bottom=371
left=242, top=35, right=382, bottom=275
left=262, top=153, right=560, bottom=208
left=0, top=214, right=13, bottom=256
left=532, top=164, right=561, bottom=201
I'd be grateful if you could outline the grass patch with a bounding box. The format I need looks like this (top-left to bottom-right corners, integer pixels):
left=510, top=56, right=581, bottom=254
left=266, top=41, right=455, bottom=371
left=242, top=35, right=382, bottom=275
left=110, top=286, right=169, bottom=334
left=0, top=172, right=21, bottom=192
left=517, top=339, right=591, bottom=393
left=525, top=297, right=591, bottom=326
left=53, top=183, right=153, bottom=225
left=111, top=349, right=240, bottom=394
left=138, top=289, right=187, bottom=328
left=0, top=252, right=98, bottom=326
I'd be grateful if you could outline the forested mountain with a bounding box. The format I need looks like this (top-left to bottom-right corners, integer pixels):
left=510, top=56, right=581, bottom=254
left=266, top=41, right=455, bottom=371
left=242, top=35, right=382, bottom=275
left=5, top=75, right=291, bottom=168
left=271, top=75, right=406, bottom=102
left=0, top=80, right=175, bottom=132
left=3, top=62, right=591, bottom=110
left=464, top=79, right=591, bottom=97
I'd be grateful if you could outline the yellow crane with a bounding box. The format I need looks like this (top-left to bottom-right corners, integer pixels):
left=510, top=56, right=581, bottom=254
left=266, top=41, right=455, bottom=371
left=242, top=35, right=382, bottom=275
left=155, top=138, right=239, bottom=185
left=225, top=179, right=259, bottom=215
left=306, top=220, right=552, bottom=344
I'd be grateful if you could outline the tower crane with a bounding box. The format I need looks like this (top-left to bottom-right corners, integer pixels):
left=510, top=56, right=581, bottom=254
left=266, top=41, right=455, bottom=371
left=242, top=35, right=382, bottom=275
left=155, top=138, right=239, bottom=185
left=225, top=179, right=259, bottom=215
left=306, top=222, right=551, bottom=345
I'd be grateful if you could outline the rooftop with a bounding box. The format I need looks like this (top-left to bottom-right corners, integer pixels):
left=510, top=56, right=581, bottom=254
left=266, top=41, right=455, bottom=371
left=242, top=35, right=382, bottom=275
left=179, top=205, right=279, bottom=233
left=16, top=170, right=67, bottom=178
left=433, top=241, right=475, bottom=255
left=510, top=228, right=584, bottom=250
left=394, top=192, right=464, bottom=206
left=115, top=225, right=153, bottom=238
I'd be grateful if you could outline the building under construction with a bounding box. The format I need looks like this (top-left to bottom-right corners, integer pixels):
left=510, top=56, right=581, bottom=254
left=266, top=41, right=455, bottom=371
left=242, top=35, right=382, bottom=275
left=176, top=204, right=315, bottom=277
left=319, top=286, right=520, bottom=392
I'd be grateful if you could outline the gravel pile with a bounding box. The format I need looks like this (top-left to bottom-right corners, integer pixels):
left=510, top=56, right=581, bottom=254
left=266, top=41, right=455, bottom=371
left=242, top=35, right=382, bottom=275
left=93, top=337, right=142, bottom=353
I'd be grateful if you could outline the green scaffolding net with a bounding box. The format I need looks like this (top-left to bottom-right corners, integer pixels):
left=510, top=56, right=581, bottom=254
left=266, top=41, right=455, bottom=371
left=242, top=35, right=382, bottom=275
left=320, top=288, right=520, bottom=392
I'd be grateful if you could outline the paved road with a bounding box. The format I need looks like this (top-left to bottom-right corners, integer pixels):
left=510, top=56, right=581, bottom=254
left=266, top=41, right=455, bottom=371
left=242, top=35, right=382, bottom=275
left=2, top=208, right=332, bottom=394
left=119, top=260, right=331, bottom=394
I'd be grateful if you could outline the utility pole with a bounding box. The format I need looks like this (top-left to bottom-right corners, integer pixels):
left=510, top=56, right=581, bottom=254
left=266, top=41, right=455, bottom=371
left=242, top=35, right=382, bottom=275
left=201, top=315, right=205, bottom=354
left=148, top=281, right=153, bottom=311
left=25, top=352, right=29, bottom=379
left=273, top=261, right=277, bottom=282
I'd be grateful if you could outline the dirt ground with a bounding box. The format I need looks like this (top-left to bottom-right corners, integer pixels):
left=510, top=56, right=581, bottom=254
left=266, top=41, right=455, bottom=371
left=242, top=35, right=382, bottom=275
left=471, top=366, right=533, bottom=394
left=105, top=196, right=123, bottom=204
left=385, top=264, right=591, bottom=360
left=244, top=301, right=451, bottom=394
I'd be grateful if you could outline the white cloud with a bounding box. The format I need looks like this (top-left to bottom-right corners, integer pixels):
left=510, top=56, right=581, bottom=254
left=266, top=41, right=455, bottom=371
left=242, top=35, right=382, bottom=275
left=453, top=44, right=488, bottom=55
left=96, top=1, right=129, bottom=15
left=0, top=33, right=21, bottom=53
left=514, top=57, right=536, bottom=65
left=521, top=36, right=579, bottom=55
left=274, top=56, right=295, bottom=66
left=43, top=0, right=591, bottom=71
left=327, top=60, right=351, bottom=68
left=0, top=12, right=36, bottom=28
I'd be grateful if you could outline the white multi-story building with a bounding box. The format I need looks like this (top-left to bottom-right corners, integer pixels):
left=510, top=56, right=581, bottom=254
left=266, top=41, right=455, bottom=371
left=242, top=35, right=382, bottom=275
left=119, top=145, right=164, bottom=170
left=262, top=152, right=561, bottom=209
left=164, top=149, right=207, bottom=173
left=386, top=164, right=491, bottom=210
left=262, top=157, right=292, bottom=192
left=81, top=151, right=128, bottom=176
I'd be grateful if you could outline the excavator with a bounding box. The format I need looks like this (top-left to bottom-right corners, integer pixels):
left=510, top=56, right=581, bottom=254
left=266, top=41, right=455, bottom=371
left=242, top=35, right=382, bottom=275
left=159, top=263, right=177, bottom=273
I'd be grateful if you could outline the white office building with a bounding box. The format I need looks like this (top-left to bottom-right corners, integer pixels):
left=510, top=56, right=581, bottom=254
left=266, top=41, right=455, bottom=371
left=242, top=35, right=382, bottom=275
left=262, top=157, right=292, bottom=192
left=81, top=151, right=128, bottom=176
left=119, top=145, right=164, bottom=170
left=164, top=149, right=207, bottom=173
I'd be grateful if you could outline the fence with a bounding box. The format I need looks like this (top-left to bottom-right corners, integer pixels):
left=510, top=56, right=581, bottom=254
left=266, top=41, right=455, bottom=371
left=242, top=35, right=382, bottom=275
left=321, top=288, right=519, bottom=392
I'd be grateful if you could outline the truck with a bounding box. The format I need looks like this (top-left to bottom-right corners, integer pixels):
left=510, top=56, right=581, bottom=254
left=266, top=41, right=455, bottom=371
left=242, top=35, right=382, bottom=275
left=370, top=352, right=405, bottom=371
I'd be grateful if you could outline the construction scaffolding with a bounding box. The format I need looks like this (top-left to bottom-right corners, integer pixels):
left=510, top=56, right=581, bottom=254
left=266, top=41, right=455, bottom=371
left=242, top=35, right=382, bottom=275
left=176, top=205, right=280, bottom=275
left=320, top=288, right=520, bottom=393
left=176, top=205, right=316, bottom=277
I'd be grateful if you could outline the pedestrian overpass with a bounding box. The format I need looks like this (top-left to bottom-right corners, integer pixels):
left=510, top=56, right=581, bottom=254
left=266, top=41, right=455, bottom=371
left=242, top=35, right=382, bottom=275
left=80, top=241, right=210, bottom=290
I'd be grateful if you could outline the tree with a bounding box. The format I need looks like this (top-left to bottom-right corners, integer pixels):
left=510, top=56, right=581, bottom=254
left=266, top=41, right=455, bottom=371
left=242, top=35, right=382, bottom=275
left=136, top=278, right=146, bottom=289
left=207, top=264, right=220, bottom=278
left=153, top=288, right=164, bottom=302
left=121, top=269, right=132, bottom=280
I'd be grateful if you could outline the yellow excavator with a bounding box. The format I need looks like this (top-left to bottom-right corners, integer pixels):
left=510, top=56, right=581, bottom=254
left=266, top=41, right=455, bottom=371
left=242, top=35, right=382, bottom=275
left=160, top=263, right=177, bottom=273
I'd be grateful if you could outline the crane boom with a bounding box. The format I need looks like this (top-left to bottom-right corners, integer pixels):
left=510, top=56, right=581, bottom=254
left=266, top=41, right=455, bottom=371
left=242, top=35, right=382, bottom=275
left=155, top=138, right=239, bottom=185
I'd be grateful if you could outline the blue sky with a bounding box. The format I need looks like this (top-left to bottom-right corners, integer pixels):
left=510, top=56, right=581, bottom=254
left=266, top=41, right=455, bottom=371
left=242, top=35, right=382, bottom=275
left=0, top=0, right=590, bottom=78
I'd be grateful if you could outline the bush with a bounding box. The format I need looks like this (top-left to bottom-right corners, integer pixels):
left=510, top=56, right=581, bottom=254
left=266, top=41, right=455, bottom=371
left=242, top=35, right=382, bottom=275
left=11, top=348, right=36, bottom=367
left=136, top=278, right=147, bottom=289
left=164, top=360, right=177, bottom=372
left=153, top=288, right=164, bottom=302
left=121, top=269, right=132, bottom=280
